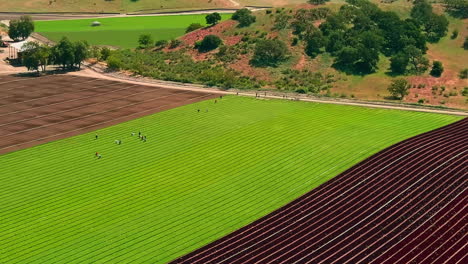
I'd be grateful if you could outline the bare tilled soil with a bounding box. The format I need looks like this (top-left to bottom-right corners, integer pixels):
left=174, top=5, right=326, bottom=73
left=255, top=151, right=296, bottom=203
left=0, top=74, right=217, bottom=154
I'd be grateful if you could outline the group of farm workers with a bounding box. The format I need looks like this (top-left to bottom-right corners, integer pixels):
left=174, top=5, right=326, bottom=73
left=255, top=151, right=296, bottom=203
left=94, top=131, right=147, bottom=159
left=93, top=95, right=224, bottom=159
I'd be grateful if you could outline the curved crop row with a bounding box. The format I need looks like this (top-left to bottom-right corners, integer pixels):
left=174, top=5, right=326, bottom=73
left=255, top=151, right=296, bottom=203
left=172, top=118, right=467, bottom=264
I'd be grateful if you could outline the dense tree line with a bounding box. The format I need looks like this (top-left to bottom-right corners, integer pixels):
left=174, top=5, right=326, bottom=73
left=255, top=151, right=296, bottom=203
left=443, top=0, right=468, bottom=18
left=289, top=0, right=448, bottom=75
left=22, top=37, right=90, bottom=72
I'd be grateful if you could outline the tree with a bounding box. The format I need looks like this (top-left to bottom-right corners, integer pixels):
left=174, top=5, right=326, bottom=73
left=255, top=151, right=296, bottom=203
left=232, top=8, right=256, bottom=27
left=411, top=0, right=448, bottom=42
left=138, top=34, right=153, bottom=48
left=387, top=78, right=409, bottom=99
left=73, top=41, right=90, bottom=69
left=198, top=35, right=222, bottom=52
left=22, top=42, right=51, bottom=72
left=8, top=16, right=34, bottom=41
left=51, top=37, right=75, bottom=70
left=251, top=39, right=288, bottom=67
left=304, top=27, right=325, bottom=58
left=430, top=61, right=444, bottom=77
left=464, top=37, right=468, bottom=50
left=404, top=45, right=429, bottom=74
left=206, top=13, right=221, bottom=26
left=273, top=12, right=291, bottom=30
left=186, top=23, right=203, bottom=33
left=443, top=0, right=468, bottom=19
left=390, top=52, right=409, bottom=75
left=308, top=0, right=330, bottom=4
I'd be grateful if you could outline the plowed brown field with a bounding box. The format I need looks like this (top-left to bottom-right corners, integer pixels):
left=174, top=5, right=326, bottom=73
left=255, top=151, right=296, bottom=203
left=0, top=74, right=216, bottom=154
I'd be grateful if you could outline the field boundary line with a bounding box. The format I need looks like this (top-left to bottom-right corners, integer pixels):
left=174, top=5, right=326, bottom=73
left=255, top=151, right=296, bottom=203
left=71, top=69, right=468, bottom=117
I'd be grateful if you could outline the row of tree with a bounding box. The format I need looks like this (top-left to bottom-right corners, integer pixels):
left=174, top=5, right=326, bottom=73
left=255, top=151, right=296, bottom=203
left=22, top=37, right=90, bottom=73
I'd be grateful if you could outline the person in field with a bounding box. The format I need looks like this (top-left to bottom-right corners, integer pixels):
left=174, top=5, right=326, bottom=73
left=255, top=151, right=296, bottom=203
left=95, top=134, right=98, bottom=140
left=215, top=100, right=217, bottom=104
left=98, top=154, right=102, bottom=159
left=95, top=152, right=99, bottom=157
left=131, top=132, right=136, bottom=137
left=197, top=109, right=200, bottom=113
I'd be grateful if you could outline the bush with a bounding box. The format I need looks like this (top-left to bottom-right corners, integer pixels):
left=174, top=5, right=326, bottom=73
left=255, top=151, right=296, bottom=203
left=107, top=57, right=122, bottom=70
left=100, top=47, right=111, bottom=61
left=459, top=68, right=468, bottom=79
left=186, top=23, right=204, bottom=33
left=430, top=61, right=444, bottom=77
left=251, top=39, right=288, bottom=67
left=206, top=13, right=221, bottom=26
left=138, top=34, right=153, bottom=48
left=387, top=78, right=409, bottom=99
left=232, top=8, right=256, bottom=27
left=198, top=35, right=222, bottom=52
left=155, top=40, right=168, bottom=48
left=169, top=39, right=182, bottom=49
left=451, top=29, right=459, bottom=39
left=464, top=37, right=468, bottom=50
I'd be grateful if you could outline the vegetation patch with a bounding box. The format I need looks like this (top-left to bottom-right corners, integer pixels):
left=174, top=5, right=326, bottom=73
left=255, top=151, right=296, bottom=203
left=35, top=14, right=230, bottom=48
left=0, top=96, right=461, bottom=263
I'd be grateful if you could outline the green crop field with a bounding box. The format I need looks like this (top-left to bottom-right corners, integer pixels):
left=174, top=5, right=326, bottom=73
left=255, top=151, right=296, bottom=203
left=35, top=14, right=231, bottom=48
left=0, top=96, right=461, bottom=263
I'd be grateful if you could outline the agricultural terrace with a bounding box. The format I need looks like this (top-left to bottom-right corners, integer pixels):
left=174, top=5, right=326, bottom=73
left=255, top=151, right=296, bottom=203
left=0, top=96, right=461, bottom=263
left=35, top=14, right=231, bottom=48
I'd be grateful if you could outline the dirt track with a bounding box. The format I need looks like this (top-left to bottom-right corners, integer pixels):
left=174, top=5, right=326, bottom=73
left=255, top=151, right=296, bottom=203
left=0, top=74, right=217, bottom=154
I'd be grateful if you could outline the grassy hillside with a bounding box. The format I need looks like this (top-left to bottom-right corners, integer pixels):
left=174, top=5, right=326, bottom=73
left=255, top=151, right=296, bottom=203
left=35, top=14, right=231, bottom=48
left=148, top=0, right=466, bottom=109
left=0, top=96, right=460, bottom=263
left=0, top=0, right=296, bottom=13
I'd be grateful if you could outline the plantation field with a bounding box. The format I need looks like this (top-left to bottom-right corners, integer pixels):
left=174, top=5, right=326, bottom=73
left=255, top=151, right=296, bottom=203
left=0, top=96, right=461, bottom=263
left=0, top=0, right=241, bottom=13
left=35, top=14, right=230, bottom=48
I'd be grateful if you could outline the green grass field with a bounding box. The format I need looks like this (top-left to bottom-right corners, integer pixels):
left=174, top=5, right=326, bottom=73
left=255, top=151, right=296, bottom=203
left=35, top=14, right=231, bottom=48
left=0, top=96, right=461, bottom=263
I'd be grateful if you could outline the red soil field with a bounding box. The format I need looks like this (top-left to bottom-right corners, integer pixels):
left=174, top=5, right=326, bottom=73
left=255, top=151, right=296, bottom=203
left=0, top=74, right=217, bottom=155
left=171, top=118, right=467, bottom=264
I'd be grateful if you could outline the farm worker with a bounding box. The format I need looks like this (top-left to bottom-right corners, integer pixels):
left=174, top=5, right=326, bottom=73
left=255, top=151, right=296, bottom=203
left=198, top=109, right=200, bottom=113
left=138, top=131, right=141, bottom=137
left=119, top=140, right=122, bottom=145
left=143, top=136, right=147, bottom=142
left=95, top=134, right=98, bottom=140
left=115, top=140, right=119, bottom=144
left=98, top=154, right=102, bottom=159
left=95, top=152, right=99, bottom=157
left=215, top=100, right=217, bottom=104
left=131, top=132, right=136, bottom=136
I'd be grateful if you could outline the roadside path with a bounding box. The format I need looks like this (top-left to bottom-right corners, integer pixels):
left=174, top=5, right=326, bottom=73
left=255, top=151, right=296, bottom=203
left=69, top=66, right=468, bottom=117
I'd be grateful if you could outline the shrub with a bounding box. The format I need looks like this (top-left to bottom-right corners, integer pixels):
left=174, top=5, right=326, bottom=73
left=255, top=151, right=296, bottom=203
left=169, top=39, right=182, bottom=49
left=459, top=68, right=468, bottom=79
left=232, top=8, right=256, bottom=27
left=387, top=78, right=409, bottom=99
left=155, top=40, right=168, bottom=48
left=186, top=23, right=204, bottom=33
left=138, top=34, right=153, bottom=48
left=100, top=47, right=111, bottom=61
left=418, top=99, right=425, bottom=104
left=107, top=57, right=123, bottom=70
left=251, top=39, right=288, bottom=67
left=462, top=87, right=468, bottom=96
left=198, top=35, right=222, bottom=52
left=430, top=61, right=444, bottom=77
left=464, top=37, right=468, bottom=50
left=451, top=29, right=459, bottom=39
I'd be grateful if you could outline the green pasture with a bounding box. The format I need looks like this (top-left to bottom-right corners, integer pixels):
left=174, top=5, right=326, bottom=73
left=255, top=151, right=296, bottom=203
left=35, top=14, right=231, bottom=48
left=0, top=96, right=461, bottom=263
